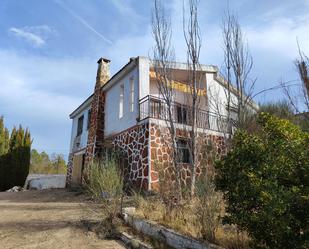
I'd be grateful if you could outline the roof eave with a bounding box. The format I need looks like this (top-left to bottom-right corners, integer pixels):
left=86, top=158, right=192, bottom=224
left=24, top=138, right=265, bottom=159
left=69, top=94, right=93, bottom=119
left=69, top=57, right=139, bottom=119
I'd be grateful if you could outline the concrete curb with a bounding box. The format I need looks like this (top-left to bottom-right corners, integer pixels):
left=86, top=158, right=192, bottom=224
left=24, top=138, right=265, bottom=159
left=119, top=231, right=153, bottom=249
left=123, top=211, right=223, bottom=249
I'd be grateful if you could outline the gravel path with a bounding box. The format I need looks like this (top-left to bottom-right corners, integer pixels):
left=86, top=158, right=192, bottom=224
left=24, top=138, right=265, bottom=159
left=0, top=189, right=125, bottom=249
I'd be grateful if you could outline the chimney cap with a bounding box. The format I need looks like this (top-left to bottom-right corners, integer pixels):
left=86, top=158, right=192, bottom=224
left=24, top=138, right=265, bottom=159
left=97, top=57, right=111, bottom=64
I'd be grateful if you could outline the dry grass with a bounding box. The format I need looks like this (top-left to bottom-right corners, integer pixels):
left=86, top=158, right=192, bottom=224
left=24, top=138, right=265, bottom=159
left=133, top=195, right=251, bottom=249
left=216, top=226, right=251, bottom=249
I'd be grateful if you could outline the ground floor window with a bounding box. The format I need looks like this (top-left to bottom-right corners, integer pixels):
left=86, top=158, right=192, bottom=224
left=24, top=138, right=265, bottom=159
left=176, top=138, right=190, bottom=163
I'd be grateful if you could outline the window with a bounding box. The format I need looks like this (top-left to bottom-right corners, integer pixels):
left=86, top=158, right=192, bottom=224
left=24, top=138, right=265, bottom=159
left=129, top=77, right=134, bottom=112
left=87, top=109, right=91, bottom=130
left=77, top=115, right=84, bottom=136
left=119, top=84, right=124, bottom=118
left=177, top=138, right=190, bottom=163
left=176, top=105, right=188, bottom=124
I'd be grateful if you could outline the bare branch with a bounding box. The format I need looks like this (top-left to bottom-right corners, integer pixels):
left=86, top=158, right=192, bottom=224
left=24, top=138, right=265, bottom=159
left=252, top=81, right=300, bottom=99
left=221, top=10, right=256, bottom=129
left=183, top=0, right=203, bottom=197
left=281, top=41, right=309, bottom=120
left=151, top=0, right=182, bottom=201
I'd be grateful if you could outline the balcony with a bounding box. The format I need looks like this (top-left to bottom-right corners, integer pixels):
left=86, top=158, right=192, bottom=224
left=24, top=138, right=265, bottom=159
left=139, top=95, right=233, bottom=133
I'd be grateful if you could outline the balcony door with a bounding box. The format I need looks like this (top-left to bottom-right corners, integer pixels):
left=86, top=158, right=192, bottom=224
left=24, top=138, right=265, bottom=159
left=150, top=99, right=162, bottom=119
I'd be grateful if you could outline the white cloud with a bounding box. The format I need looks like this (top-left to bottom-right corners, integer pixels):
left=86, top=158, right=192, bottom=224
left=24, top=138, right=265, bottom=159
left=0, top=49, right=98, bottom=155
left=245, top=15, right=309, bottom=59
left=0, top=50, right=96, bottom=118
left=23, top=25, right=56, bottom=35
left=9, top=25, right=57, bottom=47
left=9, top=27, right=46, bottom=47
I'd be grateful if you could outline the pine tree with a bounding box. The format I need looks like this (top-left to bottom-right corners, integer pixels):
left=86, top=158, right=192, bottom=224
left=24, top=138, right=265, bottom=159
left=0, top=116, right=5, bottom=155
left=9, top=127, right=17, bottom=151
left=0, top=119, right=31, bottom=190
left=4, top=128, right=9, bottom=153
left=0, top=116, right=5, bottom=189
left=21, top=129, right=31, bottom=184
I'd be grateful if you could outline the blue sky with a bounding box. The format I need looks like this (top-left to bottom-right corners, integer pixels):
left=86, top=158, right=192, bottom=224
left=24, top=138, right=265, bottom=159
left=0, top=0, right=308, bottom=159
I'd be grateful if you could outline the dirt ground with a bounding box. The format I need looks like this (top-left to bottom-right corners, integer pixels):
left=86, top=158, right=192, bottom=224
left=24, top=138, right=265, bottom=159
left=0, top=189, right=125, bottom=249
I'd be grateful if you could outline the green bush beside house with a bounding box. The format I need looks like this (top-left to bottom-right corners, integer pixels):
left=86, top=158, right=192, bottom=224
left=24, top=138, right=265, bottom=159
left=215, top=112, right=309, bottom=249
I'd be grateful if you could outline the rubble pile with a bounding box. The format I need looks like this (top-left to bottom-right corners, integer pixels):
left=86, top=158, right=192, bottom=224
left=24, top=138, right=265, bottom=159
left=6, top=186, right=23, bottom=192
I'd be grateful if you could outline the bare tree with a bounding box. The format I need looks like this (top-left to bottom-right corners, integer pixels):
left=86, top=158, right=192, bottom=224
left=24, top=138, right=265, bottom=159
left=222, top=10, right=233, bottom=132
left=282, top=43, right=309, bottom=120
left=183, top=0, right=202, bottom=197
left=221, top=11, right=256, bottom=128
left=151, top=0, right=182, bottom=201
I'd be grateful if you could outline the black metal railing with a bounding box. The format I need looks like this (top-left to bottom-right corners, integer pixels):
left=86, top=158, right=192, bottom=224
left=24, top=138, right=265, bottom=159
left=139, top=95, right=234, bottom=133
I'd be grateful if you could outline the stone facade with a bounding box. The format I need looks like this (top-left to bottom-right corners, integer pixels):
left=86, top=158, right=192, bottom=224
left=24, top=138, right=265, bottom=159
left=84, top=58, right=110, bottom=167
left=67, top=113, right=226, bottom=190
left=66, top=58, right=110, bottom=187
left=112, top=123, right=150, bottom=190
left=66, top=153, right=73, bottom=186
left=149, top=122, right=226, bottom=190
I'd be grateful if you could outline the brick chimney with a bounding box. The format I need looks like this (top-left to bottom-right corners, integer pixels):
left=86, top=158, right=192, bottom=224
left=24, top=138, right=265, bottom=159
left=84, top=58, right=111, bottom=172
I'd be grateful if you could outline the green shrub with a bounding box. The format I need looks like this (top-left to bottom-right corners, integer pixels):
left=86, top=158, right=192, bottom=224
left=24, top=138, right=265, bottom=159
left=85, top=159, right=124, bottom=238
left=215, top=112, right=309, bottom=249
left=0, top=117, right=31, bottom=191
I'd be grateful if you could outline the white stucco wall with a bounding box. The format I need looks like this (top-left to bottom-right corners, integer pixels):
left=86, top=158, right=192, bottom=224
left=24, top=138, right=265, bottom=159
left=104, top=66, right=140, bottom=137
left=207, top=73, right=238, bottom=116
left=138, top=57, right=150, bottom=100
left=69, top=105, right=91, bottom=153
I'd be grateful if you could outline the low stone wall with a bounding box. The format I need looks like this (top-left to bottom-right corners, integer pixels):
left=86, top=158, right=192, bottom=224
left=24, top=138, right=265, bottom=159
left=123, top=211, right=222, bottom=249
left=24, top=174, right=66, bottom=190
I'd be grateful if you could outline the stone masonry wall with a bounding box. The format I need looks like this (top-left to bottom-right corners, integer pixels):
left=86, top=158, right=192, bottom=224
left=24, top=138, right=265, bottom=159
left=84, top=58, right=110, bottom=166
left=66, top=58, right=110, bottom=187
left=66, top=153, right=73, bottom=186
left=112, top=123, right=150, bottom=190
left=149, top=122, right=226, bottom=190
left=84, top=90, right=105, bottom=164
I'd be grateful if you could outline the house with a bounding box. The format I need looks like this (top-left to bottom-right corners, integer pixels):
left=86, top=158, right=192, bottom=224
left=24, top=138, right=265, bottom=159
left=66, top=56, right=257, bottom=190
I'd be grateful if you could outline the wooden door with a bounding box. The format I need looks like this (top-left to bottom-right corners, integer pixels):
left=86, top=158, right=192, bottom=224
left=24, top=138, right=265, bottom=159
left=72, top=154, right=84, bottom=185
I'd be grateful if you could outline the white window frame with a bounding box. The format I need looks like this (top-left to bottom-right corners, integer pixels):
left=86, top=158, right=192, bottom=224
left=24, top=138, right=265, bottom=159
left=119, top=84, right=124, bottom=118
left=129, top=77, right=134, bottom=112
